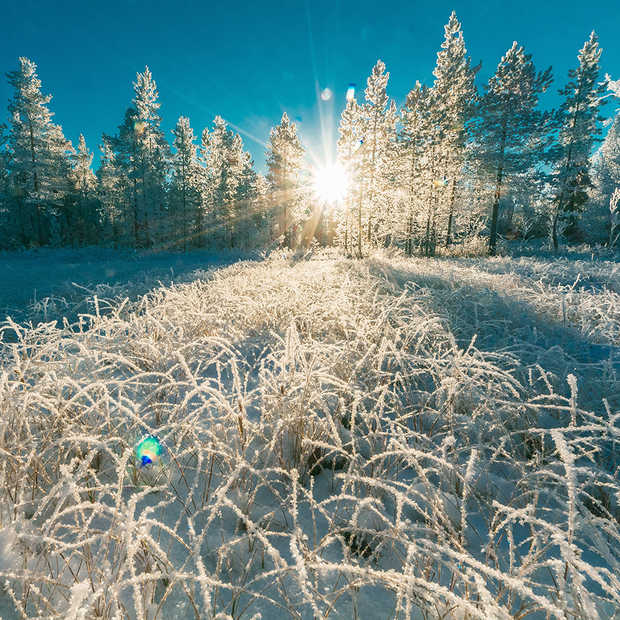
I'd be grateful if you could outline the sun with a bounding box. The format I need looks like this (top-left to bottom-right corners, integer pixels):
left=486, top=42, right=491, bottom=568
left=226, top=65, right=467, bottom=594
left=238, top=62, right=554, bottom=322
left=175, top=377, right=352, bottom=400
left=312, top=163, right=349, bottom=205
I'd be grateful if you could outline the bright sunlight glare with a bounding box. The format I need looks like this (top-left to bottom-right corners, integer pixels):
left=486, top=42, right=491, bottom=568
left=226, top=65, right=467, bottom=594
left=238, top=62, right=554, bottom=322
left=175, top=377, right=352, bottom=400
left=312, top=163, right=349, bottom=205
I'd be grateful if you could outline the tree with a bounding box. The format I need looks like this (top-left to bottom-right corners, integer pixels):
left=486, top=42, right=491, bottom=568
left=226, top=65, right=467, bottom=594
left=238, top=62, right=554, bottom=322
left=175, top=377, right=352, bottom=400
left=431, top=12, right=478, bottom=247
left=265, top=112, right=305, bottom=248
left=550, top=31, right=606, bottom=249
left=200, top=116, right=246, bottom=248
left=336, top=98, right=364, bottom=254
left=475, top=43, right=552, bottom=255
left=170, top=116, right=201, bottom=251
left=96, top=139, right=121, bottom=246
left=5, top=57, right=72, bottom=246
left=359, top=60, right=396, bottom=250
left=66, top=134, right=97, bottom=245
left=400, top=82, right=433, bottom=255
left=132, top=66, right=170, bottom=247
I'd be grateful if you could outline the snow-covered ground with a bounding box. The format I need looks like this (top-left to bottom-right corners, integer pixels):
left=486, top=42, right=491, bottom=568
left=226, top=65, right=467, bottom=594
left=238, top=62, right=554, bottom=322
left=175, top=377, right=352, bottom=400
left=0, top=247, right=251, bottom=325
left=0, top=248, right=618, bottom=619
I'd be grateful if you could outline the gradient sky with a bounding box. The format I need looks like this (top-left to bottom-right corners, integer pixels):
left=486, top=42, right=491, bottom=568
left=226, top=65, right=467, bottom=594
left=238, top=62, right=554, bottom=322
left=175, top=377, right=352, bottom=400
left=0, top=0, right=618, bottom=173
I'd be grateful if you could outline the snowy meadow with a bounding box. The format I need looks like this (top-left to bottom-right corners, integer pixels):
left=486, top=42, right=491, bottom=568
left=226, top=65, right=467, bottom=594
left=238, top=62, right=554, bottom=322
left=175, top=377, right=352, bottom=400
left=0, top=248, right=618, bottom=619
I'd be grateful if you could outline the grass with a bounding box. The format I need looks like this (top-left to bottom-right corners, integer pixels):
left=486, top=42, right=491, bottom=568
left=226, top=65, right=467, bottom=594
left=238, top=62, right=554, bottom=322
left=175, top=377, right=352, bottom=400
left=0, top=248, right=618, bottom=619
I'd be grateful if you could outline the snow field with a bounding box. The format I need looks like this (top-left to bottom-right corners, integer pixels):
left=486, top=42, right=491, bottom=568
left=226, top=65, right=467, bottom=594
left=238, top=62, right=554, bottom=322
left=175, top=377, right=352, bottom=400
left=0, top=251, right=618, bottom=619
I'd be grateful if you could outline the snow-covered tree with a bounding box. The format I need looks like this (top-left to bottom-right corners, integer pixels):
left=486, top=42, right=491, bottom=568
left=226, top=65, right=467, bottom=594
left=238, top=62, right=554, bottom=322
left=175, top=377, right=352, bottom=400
left=5, top=57, right=73, bottom=245
left=432, top=12, right=478, bottom=247
left=336, top=98, right=364, bottom=254
left=475, top=42, right=553, bottom=255
left=65, top=134, right=98, bottom=245
left=96, top=139, right=121, bottom=246
left=170, top=116, right=201, bottom=251
left=358, top=60, right=397, bottom=250
left=399, top=82, right=434, bottom=255
left=265, top=112, right=305, bottom=248
left=200, top=116, right=246, bottom=248
left=104, top=107, right=140, bottom=246
left=550, top=31, right=606, bottom=249
left=131, top=66, right=170, bottom=247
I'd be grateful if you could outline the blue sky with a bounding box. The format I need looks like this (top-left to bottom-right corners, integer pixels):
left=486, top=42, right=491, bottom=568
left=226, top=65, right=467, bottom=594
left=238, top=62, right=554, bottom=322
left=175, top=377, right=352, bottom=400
left=1, top=0, right=618, bottom=172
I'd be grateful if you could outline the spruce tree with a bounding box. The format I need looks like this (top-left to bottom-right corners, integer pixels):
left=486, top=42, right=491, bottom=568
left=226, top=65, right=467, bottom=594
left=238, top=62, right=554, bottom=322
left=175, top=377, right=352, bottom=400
left=170, top=116, right=201, bottom=251
left=476, top=43, right=552, bottom=255
left=550, top=32, right=606, bottom=249
left=336, top=98, right=364, bottom=254
left=431, top=12, right=478, bottom=247
left=67, top=134, right=97, bottom=245
left=6, top=57, right=72, bottom=246
left=132, top=67, right=169, bottom=247
left=265, top=112, right=305, bottom=248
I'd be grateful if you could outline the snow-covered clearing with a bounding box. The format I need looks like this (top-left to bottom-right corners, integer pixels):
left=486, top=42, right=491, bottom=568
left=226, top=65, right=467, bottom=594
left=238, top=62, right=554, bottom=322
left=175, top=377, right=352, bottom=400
left=0, top=249, right=618, bottom=619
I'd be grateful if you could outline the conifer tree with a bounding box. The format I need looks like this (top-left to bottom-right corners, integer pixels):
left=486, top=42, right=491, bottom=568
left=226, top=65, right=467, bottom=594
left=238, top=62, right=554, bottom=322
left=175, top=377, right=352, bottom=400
left=200, top=116, right=245, bottom=248
left=265, top=112, right=305, bottom=248
left=336, top=98, right=364, bottom=254
left=432, top=12, right=478, bottom=247
left=132, top=66, right=169, bottom=247
left=550, top=32, right=606, bottom=249
left=359, top=60, right=396, bottom=249
left=400, top=82, right=433, bottom=255
left=170, top=116, right=201, bottom=251
left=5, top=57, right=72, bottom=245
left=476, top=42, right=552, bottom=255
left=96, top=139, right=121, bottom=246
left=105, top=107, right=140, bottom=246
left=66, top=134, right=97, bottom=245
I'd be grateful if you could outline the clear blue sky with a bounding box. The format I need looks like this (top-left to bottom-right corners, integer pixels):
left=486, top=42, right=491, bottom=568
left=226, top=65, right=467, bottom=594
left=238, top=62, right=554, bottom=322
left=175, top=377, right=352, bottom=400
left=1, top=0, right=618, bottom=172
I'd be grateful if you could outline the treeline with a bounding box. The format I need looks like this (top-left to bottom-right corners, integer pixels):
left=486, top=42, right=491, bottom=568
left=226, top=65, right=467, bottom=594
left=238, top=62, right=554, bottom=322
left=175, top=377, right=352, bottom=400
left=333, top=13, right=620, bottom=256
left=0, top=13, right=618, bottom=255
left=0, top=62, right=306, bottom=251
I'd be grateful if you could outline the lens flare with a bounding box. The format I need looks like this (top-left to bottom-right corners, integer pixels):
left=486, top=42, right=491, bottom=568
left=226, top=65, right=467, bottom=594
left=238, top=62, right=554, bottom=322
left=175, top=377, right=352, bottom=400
left=312, top=163, right=349, bottom=205
left=136, top=436, right=162, bottom=467
left=320, top=88, right=333, bottom=101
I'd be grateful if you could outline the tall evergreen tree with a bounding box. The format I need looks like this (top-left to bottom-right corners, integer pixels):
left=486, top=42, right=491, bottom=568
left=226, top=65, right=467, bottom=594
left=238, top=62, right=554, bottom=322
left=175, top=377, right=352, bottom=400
left=5, top=57, right=72, bottom=246
left=432, top=12, right=478, bottom=247
left=96, top=139, right=121, bottom=246
left=132, top=67, right=169, bottom=247
left=336, top=98, right=364, bottom=254
left=66, top=134, right=97, bottom=245
left=475, top=42, right=552, bottom=255
left=550, top=32, right=606, bottom=249
left=170, top=116, right=201, bottom=251
left=359, top=60, right=396, bottom=250
left=265, top=112, right=305, bottom=248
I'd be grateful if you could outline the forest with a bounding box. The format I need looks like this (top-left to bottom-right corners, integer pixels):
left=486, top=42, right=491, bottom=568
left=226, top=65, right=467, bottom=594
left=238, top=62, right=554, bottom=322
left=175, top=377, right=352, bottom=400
left=0, top=13, right=618, bottom=256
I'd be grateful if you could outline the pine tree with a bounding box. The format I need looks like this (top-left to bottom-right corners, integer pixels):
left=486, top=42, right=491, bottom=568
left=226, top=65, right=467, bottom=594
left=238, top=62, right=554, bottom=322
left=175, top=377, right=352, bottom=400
left=265, top=112, right=305, bottom=248
left=359, top=60, right=396, bottom=250
left=67, top=134, right=97, bottom=245
left=336, top=98, right=364, bottom=254
left=476, top=42, right=552, bottom=255
left=200, top=116, right=245, bottom=248
left=432, top=12, right=478, bottom=247
left=96, top=139, right=121, bottom=246
left=104, top=107, right=140, bottom=246
left=550, top=32, right=606, bottom=249
left=400, top=82, right=433, bottom=255
left=5, top=57, right=72, bottom=246
left=170, top=116, right=202, bottom=251
left=132, top=66, right=169, bottom=247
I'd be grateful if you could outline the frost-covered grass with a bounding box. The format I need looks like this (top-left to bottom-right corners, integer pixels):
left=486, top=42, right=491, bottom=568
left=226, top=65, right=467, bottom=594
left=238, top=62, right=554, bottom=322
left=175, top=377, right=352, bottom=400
left=0, top=250, right=619, bottom=619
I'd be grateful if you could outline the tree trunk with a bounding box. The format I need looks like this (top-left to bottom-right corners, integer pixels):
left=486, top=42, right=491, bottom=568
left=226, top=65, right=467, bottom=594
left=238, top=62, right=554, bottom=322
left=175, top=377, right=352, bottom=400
left=489, top=119, right=507, bottom=256
left=445, top=177, right=456, bottom=247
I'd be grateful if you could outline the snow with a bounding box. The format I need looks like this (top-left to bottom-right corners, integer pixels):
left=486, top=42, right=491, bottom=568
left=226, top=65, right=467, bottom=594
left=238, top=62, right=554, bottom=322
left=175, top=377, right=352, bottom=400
left=0, top=247, right=618, bottom=619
